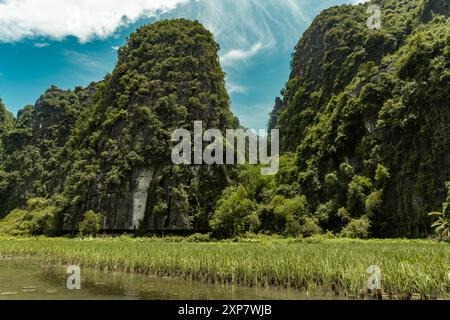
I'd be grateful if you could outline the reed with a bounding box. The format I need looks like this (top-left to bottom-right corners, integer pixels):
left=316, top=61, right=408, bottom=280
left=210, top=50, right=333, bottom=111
left=0, top=236, right=448, bottom=299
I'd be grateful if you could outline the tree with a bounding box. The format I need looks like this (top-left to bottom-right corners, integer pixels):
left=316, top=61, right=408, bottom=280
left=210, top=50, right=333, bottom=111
left=299, top=217, right=322, bottom=238
left=347, top=176, right=373, bottom=217
left=210, top=185, right=259, bottom=238
left=365, top=190, right=383, bottom=218
left=340, top=216, right=371, bottom=239
left=0, top=197, right=57, bottom=236
left=374, top=164, right=390, bottom=187
left=79, top=210, right=102, bottom=237
left=428, top=182, right=450, bottom=241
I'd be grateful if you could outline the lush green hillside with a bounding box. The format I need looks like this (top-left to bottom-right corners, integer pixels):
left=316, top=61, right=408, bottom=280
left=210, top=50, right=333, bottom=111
left=0, top=85, right=97, bottom=217
left=0, top=99, right=14, bottom=202
left=59, top=19, right=237, bottom=232
left=0, top=99, right=14, bottom=135
left=0, top=2, right=449, bottom=239
left=0, top=98, right=14, bottom=164
left=268, top=0, right=450, bottom=237
left=0, top=19, right=237, bottom=234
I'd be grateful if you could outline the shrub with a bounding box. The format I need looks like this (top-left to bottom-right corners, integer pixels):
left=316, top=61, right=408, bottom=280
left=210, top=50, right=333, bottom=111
left=428, top=182, right=450, bottom=241
left=324, top=172, right=339, bottom=196
left=339, top=162, right=355, bottom=179
left=264, top=195, right=310, bottom=236
left=284, top=217, right=302, bottom=237
left=347, top=176, right=373, bottom=216
left=0, top=198, right=57, bottom=236
left=0, top=209, right=30, bottom=236
left=374, top=164, right=390, bottom=186
left=210, top=185, right=259, bottom=238
left=365, top=190, right=383, bottom=218
left=79, top=210, right=102, bottom=237
left=299, top=217, right=323, bottom=238
left=428, top=212, right=449, bottom=241
left=337, top=207, right=351, bottom=222
left=444, top=182, right=450, bottom=216
left=315, top=200, right=336, bottom=223
left=340, top=216, right=371, bottom=239
left=185, top=233, right=212, bottom=242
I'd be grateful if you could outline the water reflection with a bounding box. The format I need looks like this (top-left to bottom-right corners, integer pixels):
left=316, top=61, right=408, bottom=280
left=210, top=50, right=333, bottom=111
left=0, top=258, right=350, bottom=300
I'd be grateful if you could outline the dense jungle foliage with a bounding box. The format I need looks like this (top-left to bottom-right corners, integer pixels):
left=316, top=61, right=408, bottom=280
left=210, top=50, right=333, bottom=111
left=267, top=0, right=450, bottom=238
left=1, top=1, right=449, bottom=239
left=0, top=20, right=238, bottom=234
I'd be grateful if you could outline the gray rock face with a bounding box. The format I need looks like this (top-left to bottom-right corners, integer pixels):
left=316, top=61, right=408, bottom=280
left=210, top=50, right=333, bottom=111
left=60, top=20, right=235, bottom=233
left=66, top=166, right=160, bottom=231
left=0, top=85, right=98, bottom=218
left=2, top=20, right=235, bottom=234
left=131, top=168, right=154, bottom=229
left=422, top=0, right=450, bottom=21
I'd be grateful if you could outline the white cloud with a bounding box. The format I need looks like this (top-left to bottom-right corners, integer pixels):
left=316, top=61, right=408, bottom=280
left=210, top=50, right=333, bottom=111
left=111, top=46, right=120, bottom=51
left=0, top=0, right=355, bottom=65
left=0, top=0, right=188, bottom=43
left=232, top=102, right=274, bottom=130
left=171, top=0, right=311, bottom=57
left=63, top=50, right=113, bottom=76
left=33, top=42, right=50, bottom=48
left=220, top=42, right=265, bottom=68
left=226, top=81, right=248, bottom=94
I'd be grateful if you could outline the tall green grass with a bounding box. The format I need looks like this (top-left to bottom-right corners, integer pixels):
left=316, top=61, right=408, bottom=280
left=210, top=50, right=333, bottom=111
left=0, top=236, right=448, bottom=299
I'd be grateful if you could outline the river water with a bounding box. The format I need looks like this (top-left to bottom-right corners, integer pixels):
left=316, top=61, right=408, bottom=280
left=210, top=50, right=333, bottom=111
left=0, top=258, right=348, bottom=300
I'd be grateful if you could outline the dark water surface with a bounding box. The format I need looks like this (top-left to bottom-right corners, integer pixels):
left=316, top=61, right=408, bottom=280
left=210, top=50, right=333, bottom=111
left=0, top=258, right=349, bottom=300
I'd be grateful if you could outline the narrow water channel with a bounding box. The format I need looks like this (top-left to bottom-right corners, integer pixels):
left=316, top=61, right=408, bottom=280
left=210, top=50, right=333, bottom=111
left=0, top=258, right=349, bottom=300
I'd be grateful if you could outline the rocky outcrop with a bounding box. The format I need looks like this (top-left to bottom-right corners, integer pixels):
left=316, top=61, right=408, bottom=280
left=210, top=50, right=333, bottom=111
left=270, top=0, right=450, bottom=237
left=59, top=19, right=235, bottom=232
left=421, top=0, right=450, bottom=21
left=0, top=85, right=97, bottom=217
left=0, top=99, right=13, bottom=136
left=0, top=20, right=235, bottom=233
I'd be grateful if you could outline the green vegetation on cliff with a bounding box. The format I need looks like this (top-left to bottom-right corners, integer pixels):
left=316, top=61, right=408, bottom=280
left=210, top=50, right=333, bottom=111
left=0, top=99, right=14, bottom=137
left=0, top=1, right=449, bottom=240
left=0, top=19, right=237, bottom=234
left=266, top=0, right=450, bottom=238
left=0, top=85, right=97, bottom=216
left=58, top=19, right=237, bottom=232
left=0, top=99, right=14, bottom=200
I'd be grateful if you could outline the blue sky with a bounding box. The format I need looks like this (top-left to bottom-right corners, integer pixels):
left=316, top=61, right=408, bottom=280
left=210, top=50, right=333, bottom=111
left=0, top=0, right=365, bottom=129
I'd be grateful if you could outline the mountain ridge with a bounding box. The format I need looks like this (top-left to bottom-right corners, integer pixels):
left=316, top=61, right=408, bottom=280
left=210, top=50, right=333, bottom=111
left=269, top=0, right=450, bottom=237
left=1, top=1, right=449, bottom=238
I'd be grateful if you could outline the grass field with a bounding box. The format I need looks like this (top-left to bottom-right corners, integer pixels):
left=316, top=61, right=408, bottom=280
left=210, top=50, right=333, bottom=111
left=0, top=236, right=449, bottom=299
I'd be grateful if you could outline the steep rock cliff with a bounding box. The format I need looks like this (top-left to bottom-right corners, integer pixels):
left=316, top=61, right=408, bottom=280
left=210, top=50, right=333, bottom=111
left=0, top=85, right=97, bottom=216
left=59, top=19, right=236, bottom=232
left=271, top=0, right=450, bottom=237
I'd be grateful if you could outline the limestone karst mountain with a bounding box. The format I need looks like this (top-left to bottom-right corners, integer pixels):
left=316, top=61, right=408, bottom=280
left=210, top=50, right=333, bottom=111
left=0, top=19, right=237, bottom=233
left=269, top=0, right=450, bottom=237
left=1, top=0, right=449, bottom=238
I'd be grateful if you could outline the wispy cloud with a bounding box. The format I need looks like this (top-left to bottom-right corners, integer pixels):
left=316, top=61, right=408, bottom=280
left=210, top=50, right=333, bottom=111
left=226, top=81, right=248, bottom=94
left=233, top=102, right=275, bottom=130
left=63, top=50, right=112, bottom=76
left=33, top=42, right=50, bottom=48
left=220, top=42, right=265, bottom=68
left=170, top=0, right=311, bottom=56
left=0, top=0, right=188, bottom=43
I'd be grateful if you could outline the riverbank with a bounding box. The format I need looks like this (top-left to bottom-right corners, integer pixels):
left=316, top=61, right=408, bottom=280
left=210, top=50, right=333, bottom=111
left=0, top=236, right=449, bottom=299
